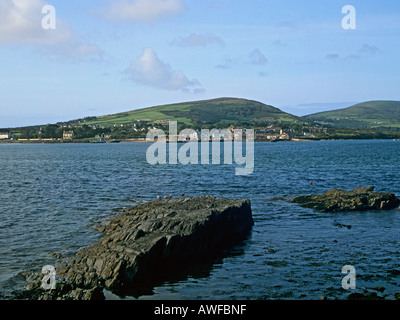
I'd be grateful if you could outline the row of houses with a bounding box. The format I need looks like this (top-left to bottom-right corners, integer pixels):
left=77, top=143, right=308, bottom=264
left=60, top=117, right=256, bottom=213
left=128, top=126, right=289, bottom=142
left=2, top=122, right=328, bottom=141
left=302, top=126, right=328, bottom=133
left=254, top=128, right=294, bottom=141
left=1, top=131, right=75, bottom=140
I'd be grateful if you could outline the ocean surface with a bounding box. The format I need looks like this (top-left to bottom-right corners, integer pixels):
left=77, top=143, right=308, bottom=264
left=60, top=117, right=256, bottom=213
left=0, top=140, right=399, bottom=300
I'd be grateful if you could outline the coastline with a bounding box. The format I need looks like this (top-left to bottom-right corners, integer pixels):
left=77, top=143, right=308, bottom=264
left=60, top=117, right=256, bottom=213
left=0, top=139, right=314, bottom=144
left=0, top=138, right=398, bottom=143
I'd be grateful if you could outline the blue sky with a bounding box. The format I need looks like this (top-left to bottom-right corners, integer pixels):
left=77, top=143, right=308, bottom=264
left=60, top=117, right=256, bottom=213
left=1, top=0, right=400, bottom=127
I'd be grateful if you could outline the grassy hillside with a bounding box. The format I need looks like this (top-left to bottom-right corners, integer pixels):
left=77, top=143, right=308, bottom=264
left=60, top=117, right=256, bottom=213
left=305, top=100, right=400, bottom=129
left=85, top=97, right=300, bottom=126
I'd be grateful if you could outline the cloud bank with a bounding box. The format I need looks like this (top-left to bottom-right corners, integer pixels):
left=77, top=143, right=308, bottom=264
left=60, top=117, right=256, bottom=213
left=0, top=0, right=103, bottom=61
left=0, top=0, right=71, bottom=44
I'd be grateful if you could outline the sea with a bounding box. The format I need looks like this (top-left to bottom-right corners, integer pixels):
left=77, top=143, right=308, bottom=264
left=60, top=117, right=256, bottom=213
left=0, top=140, right=399, bottom=300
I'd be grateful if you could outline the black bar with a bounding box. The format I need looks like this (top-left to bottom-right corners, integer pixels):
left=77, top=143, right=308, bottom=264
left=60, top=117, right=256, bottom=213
left=1, top=299, right=396, bottom=318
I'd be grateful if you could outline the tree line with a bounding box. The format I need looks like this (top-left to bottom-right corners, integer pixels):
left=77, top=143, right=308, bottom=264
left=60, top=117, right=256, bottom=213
left=14, top=124, right=112, bottom=139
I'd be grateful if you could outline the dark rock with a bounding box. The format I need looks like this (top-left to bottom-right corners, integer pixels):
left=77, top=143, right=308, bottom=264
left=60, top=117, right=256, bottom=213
left=372, top=286, right=386, bottom=293
left=352, top=186, right=375, bottom=193
left=348, top=291, right=385, bottom=300
left=20, top=196, right=253, bottom=300
left=290, top=186, right=400, bottom=212
left=333, top=222, right=352, bottom=229
left=49, top=252, right=62, bottom=259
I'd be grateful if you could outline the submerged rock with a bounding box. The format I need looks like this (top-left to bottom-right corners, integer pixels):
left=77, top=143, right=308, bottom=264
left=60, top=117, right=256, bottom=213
left=290, top=186, right=400, bottom=213
left=20, top=196, right=253, bottom=300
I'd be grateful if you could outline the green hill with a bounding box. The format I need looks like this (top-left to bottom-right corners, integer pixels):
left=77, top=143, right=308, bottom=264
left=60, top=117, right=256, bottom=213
left=85, top=97, right=300, bottom=126
left=305, top=100, right=400, bottom=129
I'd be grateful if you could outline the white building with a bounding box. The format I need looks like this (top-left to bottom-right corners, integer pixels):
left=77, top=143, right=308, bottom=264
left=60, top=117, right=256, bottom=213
left=0, top=132, right=11, bottom=140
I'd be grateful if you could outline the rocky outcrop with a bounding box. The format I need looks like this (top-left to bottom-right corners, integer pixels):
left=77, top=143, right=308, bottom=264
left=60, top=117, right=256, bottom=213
left=291, top=186, right=400, bottom=213
left=19, top=196, right=253, bottom=300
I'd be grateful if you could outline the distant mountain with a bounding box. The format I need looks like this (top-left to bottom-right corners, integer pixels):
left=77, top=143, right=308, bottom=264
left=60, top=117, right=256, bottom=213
left=85, top=97, right=301, bottom=126
left=305, top=101, right=400, bottom=129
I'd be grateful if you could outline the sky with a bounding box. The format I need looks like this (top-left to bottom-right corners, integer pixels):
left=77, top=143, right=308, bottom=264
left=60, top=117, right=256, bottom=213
left=1, top=0, right=400, bottom=127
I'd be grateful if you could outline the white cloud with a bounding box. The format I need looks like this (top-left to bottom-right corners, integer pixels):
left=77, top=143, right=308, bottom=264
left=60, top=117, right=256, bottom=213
left=0, top=0, right=71, bottom=44
left=248, top=49, right=268, bottom=65
left=104, top=0, right=184, bottom=22
left=124, top=48, right=203, bottom=92
left=0, top=0, right=103, bottom=62
left=358, top=44, right=380, bottom=55
left=326, top=44, right=380, bottom=61
left=215, top=49, right=268, bottom=70
left=215, top=55, right=236, bottom=69
left=171, top=33, right=225, bottom=47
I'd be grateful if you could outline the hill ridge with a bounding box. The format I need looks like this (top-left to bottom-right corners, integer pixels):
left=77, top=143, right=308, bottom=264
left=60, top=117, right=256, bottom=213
left=305, top=100, right=400, bottom=129
left=90, top=97, right=300, bottom=126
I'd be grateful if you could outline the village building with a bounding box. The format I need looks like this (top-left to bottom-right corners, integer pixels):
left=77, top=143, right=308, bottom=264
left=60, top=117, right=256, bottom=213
left=63, top=130, right=74, bottom=140
left=0, top=132, right=11, bottom=140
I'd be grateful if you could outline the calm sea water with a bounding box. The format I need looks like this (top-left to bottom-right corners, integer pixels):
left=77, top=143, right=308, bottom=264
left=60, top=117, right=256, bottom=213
left=1, top=140, right=400, bottom=300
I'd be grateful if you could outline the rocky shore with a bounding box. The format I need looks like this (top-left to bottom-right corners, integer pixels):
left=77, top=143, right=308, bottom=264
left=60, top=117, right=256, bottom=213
left=18, top=196, right=253, bottom=300
left=290, top=186, right=400, bottom=213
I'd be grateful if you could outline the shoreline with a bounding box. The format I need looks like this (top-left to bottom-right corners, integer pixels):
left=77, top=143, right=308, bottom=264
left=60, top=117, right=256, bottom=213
left=0, top=138, right=398, bottom=144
